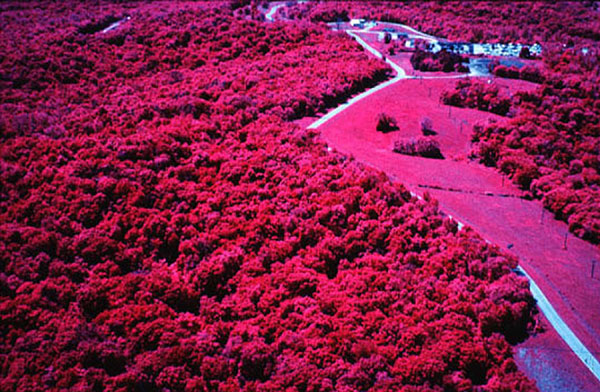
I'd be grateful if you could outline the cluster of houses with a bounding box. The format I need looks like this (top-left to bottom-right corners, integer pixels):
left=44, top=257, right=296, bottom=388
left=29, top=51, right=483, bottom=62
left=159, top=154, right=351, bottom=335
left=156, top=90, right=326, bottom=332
left=429, top=41, right=542, bottom=57
left=374, top=25, right=542, bottom=58
left=347, top=19, right=543, bottom=58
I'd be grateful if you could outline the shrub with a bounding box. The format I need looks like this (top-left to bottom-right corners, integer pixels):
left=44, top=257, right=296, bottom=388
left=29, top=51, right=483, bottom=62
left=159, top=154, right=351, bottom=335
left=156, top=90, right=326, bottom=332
left=376, top=112, right=399, bottom=133
left=410, top=49, right=469, bottom=73
left=420, top=117, right=436, bottom=135
left=441, top=78, right=512, bottom=116
left=393, top=137, right=444, bottom=159
left=498, top=154, right=540, bottom=189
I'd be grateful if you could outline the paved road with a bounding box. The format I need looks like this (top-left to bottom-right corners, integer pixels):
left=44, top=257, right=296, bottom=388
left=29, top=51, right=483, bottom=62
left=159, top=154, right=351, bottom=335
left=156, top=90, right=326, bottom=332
left=311, top=21, right=600, bottom=386
left=265, top=2, right=285, bottom=21
left=261, top=2, right=600, bottom=385
left=516, top=265, right=600, bottom=380
left=310, top=28, right=474, bottom=129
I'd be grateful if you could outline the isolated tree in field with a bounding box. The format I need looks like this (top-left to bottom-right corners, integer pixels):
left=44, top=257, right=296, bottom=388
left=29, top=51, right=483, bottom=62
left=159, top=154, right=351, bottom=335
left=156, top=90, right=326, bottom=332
left=376, top=112, right=399, bottom=132
left=421, top=117, right=436, bottom=135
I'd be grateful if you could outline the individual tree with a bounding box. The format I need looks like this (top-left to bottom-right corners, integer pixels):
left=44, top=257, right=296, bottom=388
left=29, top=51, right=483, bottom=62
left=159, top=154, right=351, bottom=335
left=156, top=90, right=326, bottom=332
left=376, top=112, right=399, bottom=133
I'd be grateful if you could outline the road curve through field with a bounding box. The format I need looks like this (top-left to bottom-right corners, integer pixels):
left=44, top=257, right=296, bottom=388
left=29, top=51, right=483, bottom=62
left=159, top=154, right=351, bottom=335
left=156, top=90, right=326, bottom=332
left=307, top=30, right=405, bottom=129
left=262, top=3, right=600, bottom=386
left=308, top=28, right=474, bottom=130
left=310, top=19, right=600, bottom=386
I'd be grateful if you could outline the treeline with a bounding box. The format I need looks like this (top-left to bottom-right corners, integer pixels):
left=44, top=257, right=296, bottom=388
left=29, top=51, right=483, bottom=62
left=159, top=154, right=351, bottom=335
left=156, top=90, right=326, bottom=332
left=410, top=49, right=469, bottom=73
left=284, top=1, right=600, bottom=46
left=441, top=79, right=512, bottom=116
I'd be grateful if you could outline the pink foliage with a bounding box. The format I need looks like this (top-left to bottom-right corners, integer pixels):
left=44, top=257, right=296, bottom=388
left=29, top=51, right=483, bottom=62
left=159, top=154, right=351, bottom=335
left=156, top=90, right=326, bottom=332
left=0, top=1, right=543, bottom=391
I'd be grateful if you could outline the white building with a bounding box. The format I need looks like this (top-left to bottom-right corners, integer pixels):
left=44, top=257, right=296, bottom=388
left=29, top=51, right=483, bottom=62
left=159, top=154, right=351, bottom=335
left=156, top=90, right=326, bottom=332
left=350, top=18, right=366, bottom=28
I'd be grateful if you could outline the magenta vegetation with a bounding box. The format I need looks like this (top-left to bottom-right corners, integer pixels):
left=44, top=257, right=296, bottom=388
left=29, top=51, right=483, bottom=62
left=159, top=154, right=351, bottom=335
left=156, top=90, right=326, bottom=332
left=393, top=137, right=444, bottom=160
left=471, top=49, right=600, bottom=242
left=410, top=50, right=469, bottom=74
left=8, top=0, right=600, bottom=391
left=441, top=79, right=512, bottom=116
left=490, top=64, right=545, bottom=84
left=283, top=1, right=600, bottom=45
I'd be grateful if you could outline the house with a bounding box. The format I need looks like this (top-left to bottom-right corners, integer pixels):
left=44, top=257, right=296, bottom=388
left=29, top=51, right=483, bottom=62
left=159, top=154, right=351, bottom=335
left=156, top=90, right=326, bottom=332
left=378, top=31, right=409, bottom=42
left=350, top=18, right=366, bottom=28
left=529, top=43, right=542, bottom=55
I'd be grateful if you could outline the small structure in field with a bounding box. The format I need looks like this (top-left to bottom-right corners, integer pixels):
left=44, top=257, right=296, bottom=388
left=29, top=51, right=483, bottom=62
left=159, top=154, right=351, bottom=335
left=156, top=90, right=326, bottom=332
left=378, top=31, right=409, bottom=42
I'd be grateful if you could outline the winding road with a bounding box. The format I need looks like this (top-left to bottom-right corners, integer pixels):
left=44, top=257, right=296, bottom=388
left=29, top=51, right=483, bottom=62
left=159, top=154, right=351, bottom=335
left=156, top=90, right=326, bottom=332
left=264, top=4, right=600, bottom=389
left=315, top=22, right=600, bottom=386
left=265, top=2, right=285, bottom=21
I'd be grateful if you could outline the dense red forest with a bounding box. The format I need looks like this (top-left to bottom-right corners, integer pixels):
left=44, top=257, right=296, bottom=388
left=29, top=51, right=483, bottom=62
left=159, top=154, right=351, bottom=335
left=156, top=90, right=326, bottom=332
left=284, top=0, right=600, bottom=244
left=471, top=47, right=600, bottom=243
left=6, top=1, right=595, bottom=391
left=441, top=79, right=512, bottom=116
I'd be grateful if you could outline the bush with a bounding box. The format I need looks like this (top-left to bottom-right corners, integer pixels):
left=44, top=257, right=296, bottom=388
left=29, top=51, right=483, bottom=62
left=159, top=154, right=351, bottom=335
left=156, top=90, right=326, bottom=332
left=376, top=112, right=399, bottom=133
left=498, top=153, right=540, bottom=189
left=491, top=65, right=520, bottom=79
left=393, top=137, right=444, bottom=159
left=410, top=49, right=469, bottom=73
left=420, top=117, right=436, bottom=136
left=441, top=78, right=512, bottom=116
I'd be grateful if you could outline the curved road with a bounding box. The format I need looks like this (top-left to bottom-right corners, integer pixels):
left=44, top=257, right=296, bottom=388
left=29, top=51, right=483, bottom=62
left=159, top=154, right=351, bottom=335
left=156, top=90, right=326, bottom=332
left=265, top=2, right=285, bottom=21
left=311, top=18, right=600, bottom=386
left=264, top=3, right=600, bottom=386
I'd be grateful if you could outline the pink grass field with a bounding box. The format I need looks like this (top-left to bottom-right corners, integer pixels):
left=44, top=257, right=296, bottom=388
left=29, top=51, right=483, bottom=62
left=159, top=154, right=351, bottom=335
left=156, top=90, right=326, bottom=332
left=315, top=75, right=600, bottom=390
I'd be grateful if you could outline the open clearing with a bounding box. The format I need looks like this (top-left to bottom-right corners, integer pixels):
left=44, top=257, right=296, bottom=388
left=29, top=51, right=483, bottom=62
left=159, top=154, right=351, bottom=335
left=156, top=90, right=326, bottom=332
left=305, top=31, right=600, bottom=389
